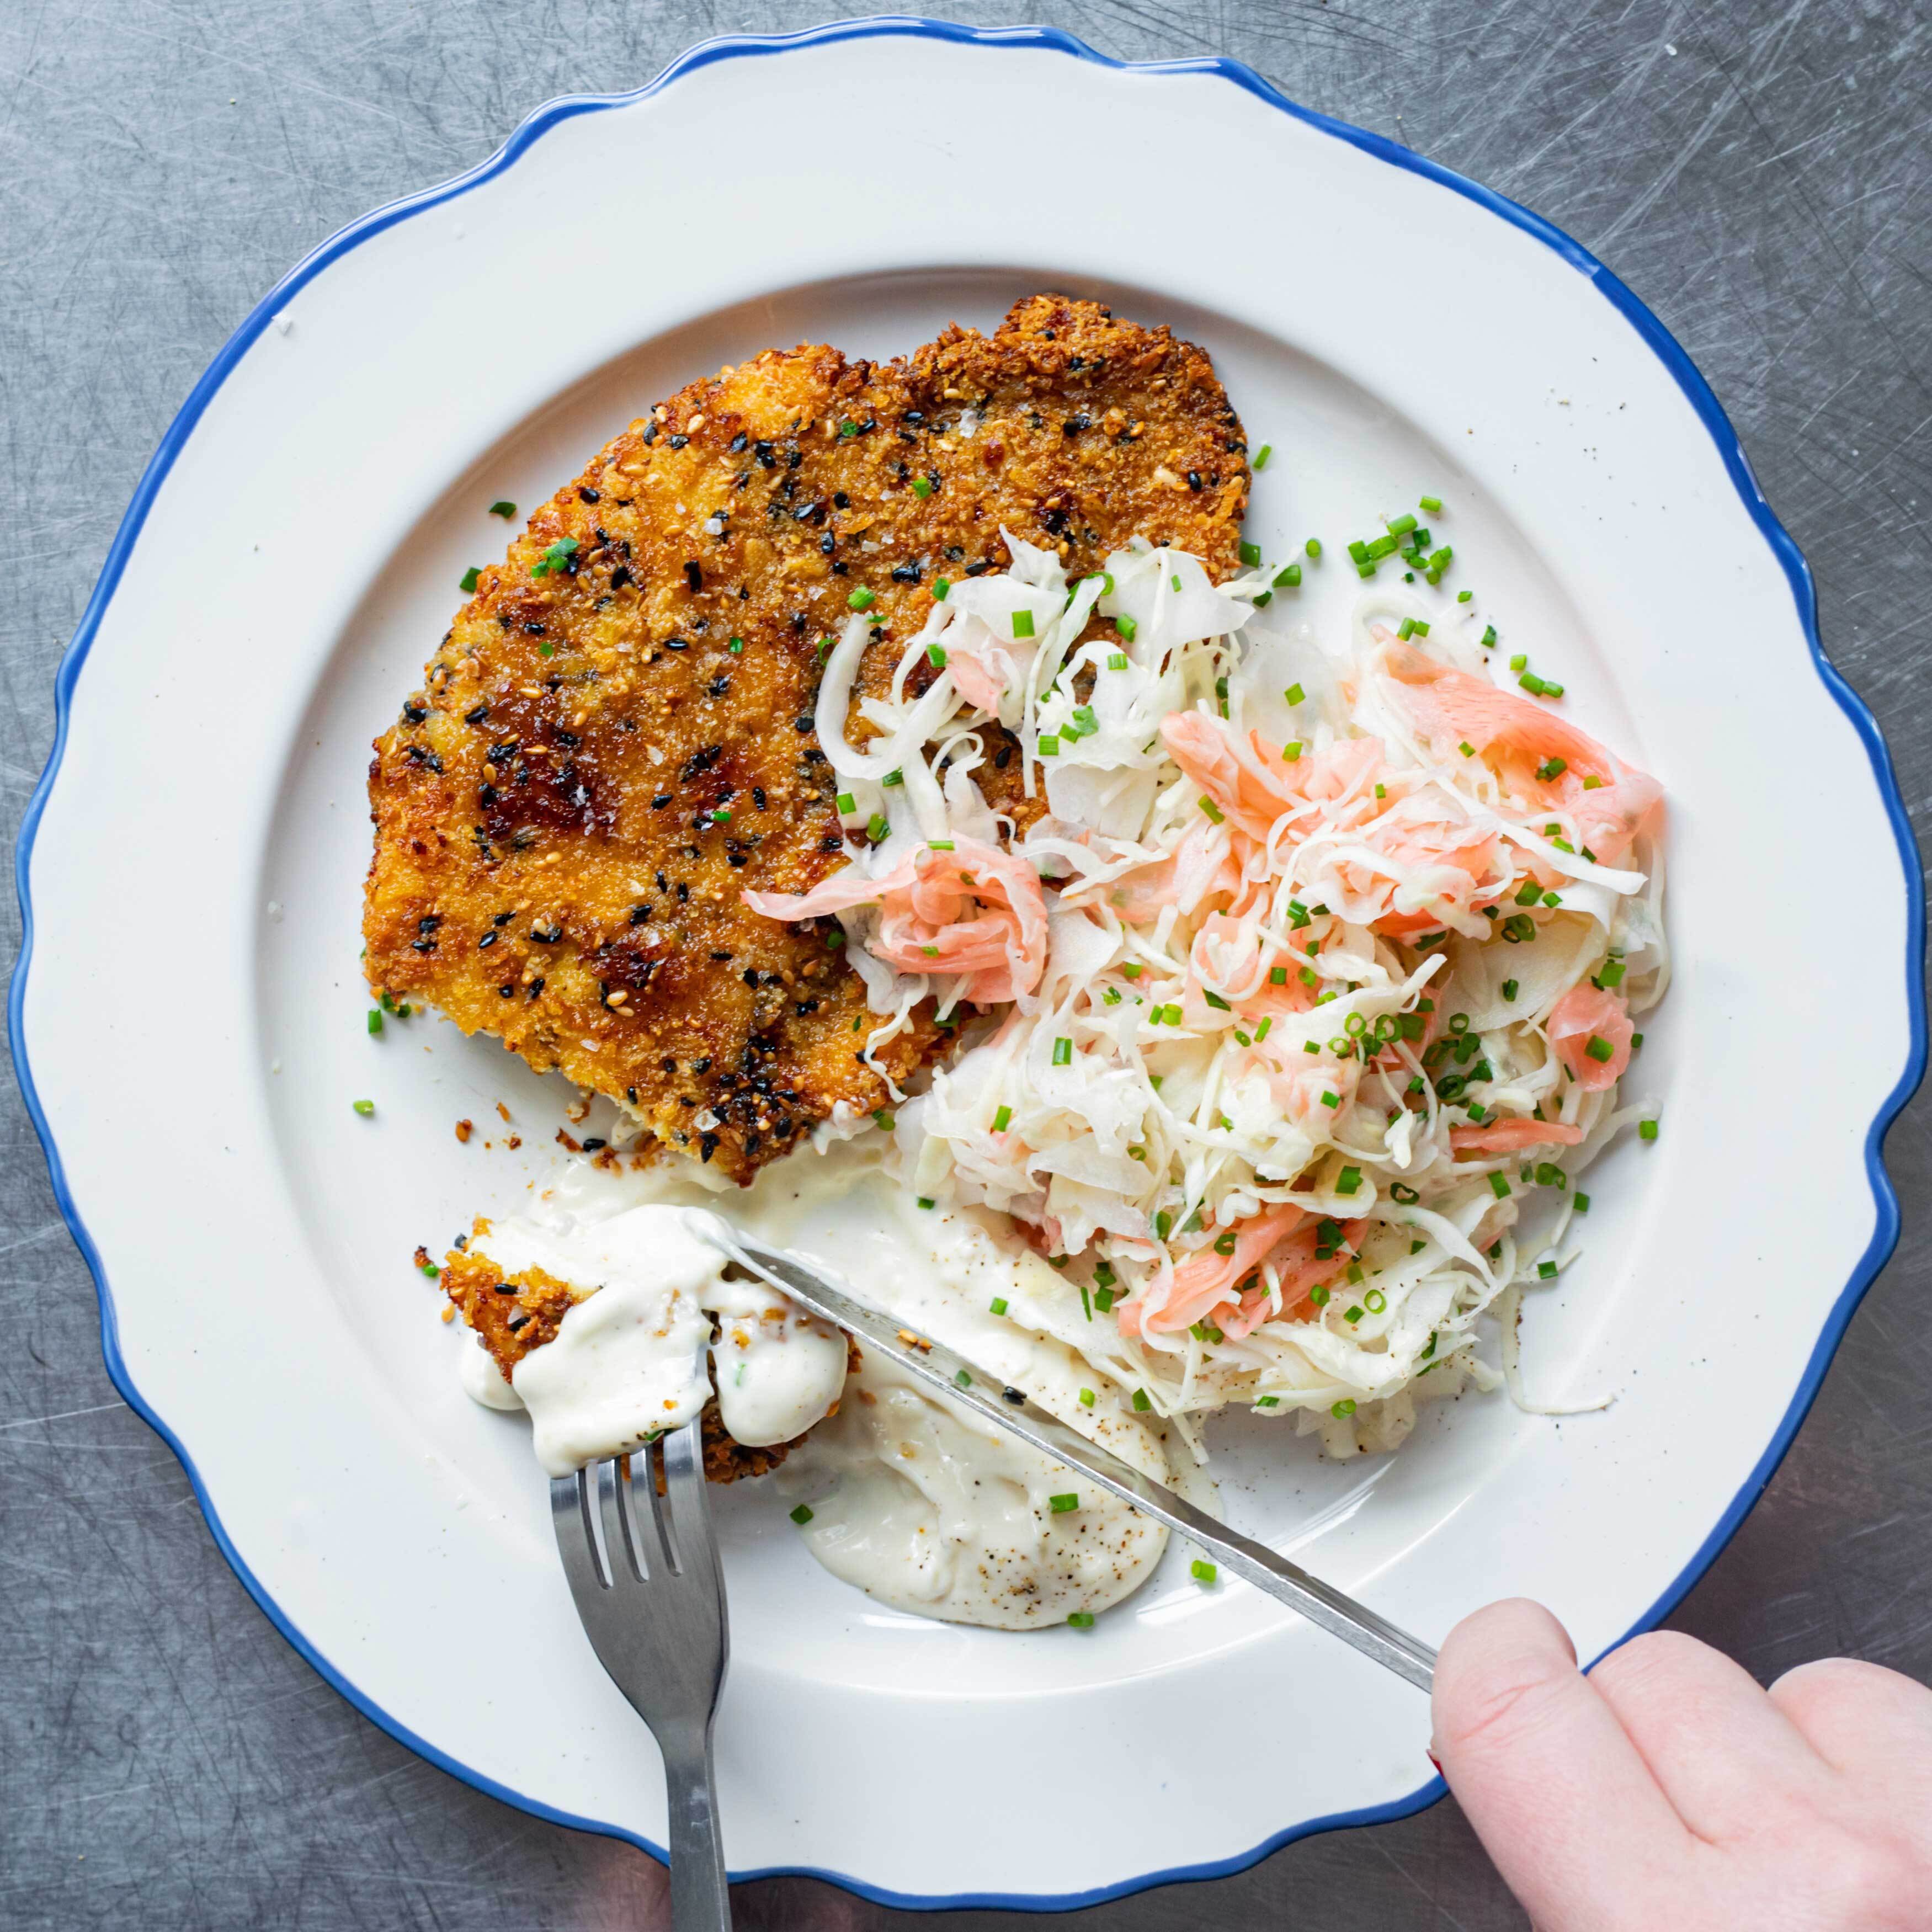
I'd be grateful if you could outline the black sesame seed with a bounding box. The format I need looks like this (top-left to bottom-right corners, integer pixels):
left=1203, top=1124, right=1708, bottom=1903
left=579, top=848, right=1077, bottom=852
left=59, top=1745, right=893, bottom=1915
left=402, top=700, right=428, bottom=724
left=1186, top=470, right=1202, bottom=491
left=668, top=434, right=689, bottom=450
left=478, top=930, right=497, bottom=949
left=464, top=703, right=489, bottom=725
left=610, top=564, right=634, bottom=590
left=684, top=561, right=702, bottom=593
left=580, top=1138, right=606, bottom=1152
left=579, top=486, right=600, bottom=504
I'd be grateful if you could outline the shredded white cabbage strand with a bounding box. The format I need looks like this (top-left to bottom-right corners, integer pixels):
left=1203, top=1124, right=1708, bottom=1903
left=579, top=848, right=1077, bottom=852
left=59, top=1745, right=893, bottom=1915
left=751, top=530, right=1667, bottom=1460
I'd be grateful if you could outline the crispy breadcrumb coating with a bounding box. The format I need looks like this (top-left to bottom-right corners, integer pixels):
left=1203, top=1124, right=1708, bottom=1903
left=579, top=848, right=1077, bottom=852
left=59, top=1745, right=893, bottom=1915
left=365, top=296, right=1248, bottom=1181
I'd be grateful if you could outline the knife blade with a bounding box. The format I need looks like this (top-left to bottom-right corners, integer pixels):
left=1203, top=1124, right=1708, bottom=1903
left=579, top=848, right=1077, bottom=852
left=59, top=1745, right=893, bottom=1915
left=690, top=1215, right=1437, bottom=1693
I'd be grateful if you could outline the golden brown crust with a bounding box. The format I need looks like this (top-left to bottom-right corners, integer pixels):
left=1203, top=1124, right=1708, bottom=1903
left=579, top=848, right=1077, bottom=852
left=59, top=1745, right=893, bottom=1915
left=439, top=1237, right=859, bottom=1483
left=365, top=296, right=1247, bottom=1181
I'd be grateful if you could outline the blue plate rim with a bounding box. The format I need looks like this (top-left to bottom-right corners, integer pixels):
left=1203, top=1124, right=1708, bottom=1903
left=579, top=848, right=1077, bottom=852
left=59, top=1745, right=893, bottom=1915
left=9, top=14, right=1925, bottom=1913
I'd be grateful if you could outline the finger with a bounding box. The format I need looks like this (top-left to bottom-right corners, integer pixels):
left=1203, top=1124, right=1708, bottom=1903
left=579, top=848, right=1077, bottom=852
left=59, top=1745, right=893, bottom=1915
left=1584, top=1629, right=1834, bottom=1842
left=1770, top=1657, right=1932, bottom=1785
left=1433, top=1599, right=1690, bottom=1926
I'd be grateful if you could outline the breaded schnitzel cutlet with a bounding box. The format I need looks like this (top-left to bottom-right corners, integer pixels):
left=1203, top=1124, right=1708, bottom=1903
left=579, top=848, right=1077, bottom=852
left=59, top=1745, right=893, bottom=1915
left=364, top=296, right=1249, bottom=1181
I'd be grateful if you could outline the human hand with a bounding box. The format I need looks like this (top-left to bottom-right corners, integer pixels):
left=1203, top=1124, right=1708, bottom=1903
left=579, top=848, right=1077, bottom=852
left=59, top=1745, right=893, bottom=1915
left=1431, top=1599, right=1932, bottom=1931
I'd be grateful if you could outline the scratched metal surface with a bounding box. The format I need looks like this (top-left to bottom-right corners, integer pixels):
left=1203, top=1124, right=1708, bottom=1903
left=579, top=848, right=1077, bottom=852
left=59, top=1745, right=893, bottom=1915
left=2, top=3, right=1928, bottom=1926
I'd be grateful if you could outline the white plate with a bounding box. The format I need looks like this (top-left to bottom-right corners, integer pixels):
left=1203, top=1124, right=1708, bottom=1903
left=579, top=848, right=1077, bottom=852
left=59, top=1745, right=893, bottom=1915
left=13, top=19, right=1924, bottom=1909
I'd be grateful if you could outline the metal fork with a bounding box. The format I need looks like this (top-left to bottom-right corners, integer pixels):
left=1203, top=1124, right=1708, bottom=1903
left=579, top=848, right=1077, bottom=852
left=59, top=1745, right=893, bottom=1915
left=550, top=1420, right=733, bottom=1931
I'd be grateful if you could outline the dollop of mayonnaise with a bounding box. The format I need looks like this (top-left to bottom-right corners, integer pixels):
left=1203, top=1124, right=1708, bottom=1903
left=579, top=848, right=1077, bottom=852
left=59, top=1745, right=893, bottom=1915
left=779, top=1354, right=1168, bottom=1628
left=459, top=1203, right=846, bottom=1477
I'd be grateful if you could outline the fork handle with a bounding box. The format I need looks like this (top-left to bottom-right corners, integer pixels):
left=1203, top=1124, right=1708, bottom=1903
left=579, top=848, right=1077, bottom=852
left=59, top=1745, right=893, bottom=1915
left=662, top=1725, right=732, bottom=1930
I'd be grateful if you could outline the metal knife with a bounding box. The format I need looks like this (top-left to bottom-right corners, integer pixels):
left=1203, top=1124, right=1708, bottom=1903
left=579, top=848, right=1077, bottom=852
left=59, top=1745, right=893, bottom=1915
left=691, top=1216, right=1437, bottom=1693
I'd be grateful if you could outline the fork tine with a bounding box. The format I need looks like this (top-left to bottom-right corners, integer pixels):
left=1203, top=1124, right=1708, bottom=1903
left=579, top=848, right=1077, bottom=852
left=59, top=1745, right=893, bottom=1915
left=640, top=1432, right=681, bottom=1574
left=662, top=1418, right=714, bottom=1580
left=550, top=1468, right=610, bottom=1596
left=594, top=1455, right=645, bottom=1583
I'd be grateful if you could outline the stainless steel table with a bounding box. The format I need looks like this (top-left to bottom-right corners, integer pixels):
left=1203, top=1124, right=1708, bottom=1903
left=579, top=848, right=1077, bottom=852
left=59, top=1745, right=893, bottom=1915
left=3, top=4, right=1926, bottom=1926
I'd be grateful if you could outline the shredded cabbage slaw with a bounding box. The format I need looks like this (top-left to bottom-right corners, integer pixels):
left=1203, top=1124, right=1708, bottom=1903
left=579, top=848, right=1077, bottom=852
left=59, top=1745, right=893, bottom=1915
left=747, top=529, right=1667, bottom=1460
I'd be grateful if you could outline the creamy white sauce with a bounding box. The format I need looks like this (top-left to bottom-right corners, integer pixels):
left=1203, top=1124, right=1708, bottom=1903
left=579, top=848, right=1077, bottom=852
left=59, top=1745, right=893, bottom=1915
left=778, top=1354, right=1168, bottom=1627
left=459, top=1202, right=847, bottom=1477
left=454, top=1144, right=1206, bottom=1625
left=457, top=1324, right=524, bottom=1411
left=706, top=1274, right=849, bottom=1449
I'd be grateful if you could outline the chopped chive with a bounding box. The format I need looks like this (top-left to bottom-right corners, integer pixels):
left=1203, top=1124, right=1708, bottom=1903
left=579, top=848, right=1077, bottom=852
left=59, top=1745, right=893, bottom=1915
left=1239, top=540, right=1263, bottom=567
left=1638, top=1117, right=1659, bottom=1141
left=1364, top=1289, right=1387, bottom=1313
left=1459, top=741, right=1476, bottom=757
left=1573, top=1192, right=1590, bottom=1214
left=1037, top=736, right=1060, bottom=757
left=1284, top=682, right=1306, bottom=707
left=1481, top=626, right=1498, bottom=648
left=1253, top=444, right=1272, bottom=470
left=1331, top=1397, right=1358, bottom=1418
left=1108, top=651, right=1129, bottom=669
left=1190, top=1559, right=1218, bottom=1585
left=1397, top=618, right=1416, bottom=641
left=1387, top=513, right=1418, bottom=537
left=1115, top=615, right=1137, bottom=642
left=934, top=577, right=951, bottom=600
left=1049, top=1493, right=1079, bottom=1514
left=1011, top=608, right=1035, bottom=640
left=989, top=1296, right=1009, bottom=1315
left=352, top=1099, right=375, bottom=1117
left=459, top=567, right=481, bottom=593
left=1515, top=880, right=1544, bottom=907
left=1458, top=589, right=1473, bottom=602
left=847, top=587, right=876, bottom=611
left=1282, top=740, right=1303, bottom=762
left=1537, top=757, right=1568, bottom=782
left=1502, top=978, right=1519, bottom=1002
left=1519, top=672, right=1547, bottom=695
left=927, top=642, right=948, bottom=670
left=835, top=791, right=855, bottom=814
left=866, top=813, right=889, bottom=842
left=1051, top=1036, right=1073, bottom=1067
left=917, top=1196, right=936, bottom=1210
left=488, top=500, right=515, bottom=518
left=1509, top=653, right=1528, bottom=673
left=1632, top=1032, right=1644, bottom=1050
left=992, top=1104, right=1013, bottom=1132
left=1198, top=795, right=1226, bottom=824
left=1320, top=1090, right=1340, bottom=1109
left=366, top=1009, right=383, bottom=1036
left=1131, top=1388, right=1152, bottom=1413
left=790, top=1504, right=814, bottom=1525
left=1584, top=1035, right=1615, bottom=1063
left=872, top=1108, right=896, bottom=1130
left=1067, top=1612, right=1096, bottom=1627
left=1335, top=1166, right=1362, bottom=1195
left=1078, top=1387, right=1096, bottom=1408
left=1488, top=1172, right=1511, bottom=1199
